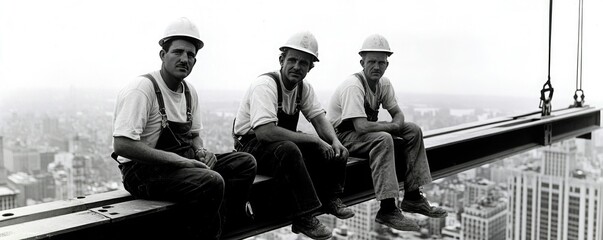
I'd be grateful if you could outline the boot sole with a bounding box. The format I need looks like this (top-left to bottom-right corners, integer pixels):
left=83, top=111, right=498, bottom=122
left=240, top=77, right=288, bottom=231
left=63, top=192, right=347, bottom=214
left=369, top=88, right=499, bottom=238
left=329, top=212, right=355, bottom=219
left=375, top=217, right=420, bottom=231
left=400, top=206, right=448, bottom=218
left=291, top=226, right=332, bottom=240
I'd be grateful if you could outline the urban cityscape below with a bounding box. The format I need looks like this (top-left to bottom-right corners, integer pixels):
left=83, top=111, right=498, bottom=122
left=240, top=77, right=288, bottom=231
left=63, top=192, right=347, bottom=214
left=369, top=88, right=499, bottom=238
left=1, top=88, right=601, bottom=239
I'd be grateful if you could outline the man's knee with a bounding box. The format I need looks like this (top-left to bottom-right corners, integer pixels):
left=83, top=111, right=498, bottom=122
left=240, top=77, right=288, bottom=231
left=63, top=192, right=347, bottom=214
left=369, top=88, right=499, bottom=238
left=275, top=141, right=303, bottom=158
left=274, top=141, right=306, bottom=168
left=372, top=131, right=394, bottom=148
left=236, top=152, right=257, bottom=177
left=178, top=169, right=225, bottom=201
left=404, top=122, right=423, bottom=138
left=204, top=171, right=226, bottom=192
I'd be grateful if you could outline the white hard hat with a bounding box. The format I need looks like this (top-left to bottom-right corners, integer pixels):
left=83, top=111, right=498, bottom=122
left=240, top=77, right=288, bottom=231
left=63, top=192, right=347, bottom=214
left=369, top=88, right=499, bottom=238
left=159, top=17, right=204, bottom=50
left=359, top=34, right=393, bottom=56
left=280, top=31, right=319, bottom=62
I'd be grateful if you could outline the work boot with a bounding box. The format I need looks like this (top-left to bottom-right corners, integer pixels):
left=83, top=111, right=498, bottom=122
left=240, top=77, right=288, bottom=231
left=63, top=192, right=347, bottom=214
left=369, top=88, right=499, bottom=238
left=401, top=194, right=448, bottom=218
left=375, top=208, right=420, bottom=231
left=324, top=198, right=355, bottom=219
left=291, top=215, right=332, bottom=240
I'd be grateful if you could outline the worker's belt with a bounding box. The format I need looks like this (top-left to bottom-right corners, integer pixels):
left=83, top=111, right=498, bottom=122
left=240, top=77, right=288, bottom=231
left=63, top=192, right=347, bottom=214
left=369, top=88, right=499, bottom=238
left=335, top=120, right=355, bottom=133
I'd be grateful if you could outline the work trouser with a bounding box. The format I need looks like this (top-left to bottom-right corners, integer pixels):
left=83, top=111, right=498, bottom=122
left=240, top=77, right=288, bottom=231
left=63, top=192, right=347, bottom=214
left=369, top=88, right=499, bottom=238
left=336, top=122, right=432, bottom=201
left=236, top=136, right=347, bottom=217
left=119, top=152, right=256, bottom=240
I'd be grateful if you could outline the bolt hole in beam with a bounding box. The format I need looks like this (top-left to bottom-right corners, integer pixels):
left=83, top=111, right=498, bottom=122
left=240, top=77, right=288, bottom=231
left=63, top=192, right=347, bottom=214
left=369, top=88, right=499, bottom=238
left=98, top=209, right=108, bottom=213
left=76, top=196, right=86, bottom=199
left=1, top=213, right=14, bottom=217
left=101, top=206, right=113, bottom=209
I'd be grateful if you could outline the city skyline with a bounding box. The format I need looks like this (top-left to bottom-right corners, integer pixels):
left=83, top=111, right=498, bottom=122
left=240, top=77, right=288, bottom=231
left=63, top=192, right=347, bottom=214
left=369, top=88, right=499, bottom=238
left=1, top=84, right=602, bottom=238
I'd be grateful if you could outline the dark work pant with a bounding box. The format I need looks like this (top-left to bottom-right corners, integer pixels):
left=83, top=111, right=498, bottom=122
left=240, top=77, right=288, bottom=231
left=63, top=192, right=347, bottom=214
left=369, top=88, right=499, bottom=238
left=120, top=152, right=256, bottom=240
left=236, top=136, right=347, bottom=218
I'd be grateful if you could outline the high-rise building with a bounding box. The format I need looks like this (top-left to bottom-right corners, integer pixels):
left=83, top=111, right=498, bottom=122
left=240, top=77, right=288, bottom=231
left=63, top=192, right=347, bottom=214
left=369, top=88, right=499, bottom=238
left=8, top=172, right=41, bottom=206
left=442, top=225, right=461, bottom=240
left=332, top=225, right=358, bottom=240
left=507, top=141, right=603, bottom=240
left=464, top=178, right=495, bottom=206
left=443, top=184, right=464, bottom=212
left=10, top=149, right=41, bottom=173
left=0, top=136, right=19, bottom=210
left=461, top=196, right=507, bottom=240
left=39, top=151, right=56, bottom=173
left=73, top=155, right=92, bottom=197
left=0, top=187, right=18, bottom=210
left=337, top=200, right=380, bottom=240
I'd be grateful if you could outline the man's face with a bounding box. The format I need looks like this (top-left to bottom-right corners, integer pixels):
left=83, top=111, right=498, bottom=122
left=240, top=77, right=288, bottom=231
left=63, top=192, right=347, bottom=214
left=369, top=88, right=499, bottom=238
left=361, top=52, right=389, bottom=82
left=280, top=49, right=313, bottom=86
left=160, top=39, right=197, bottom=80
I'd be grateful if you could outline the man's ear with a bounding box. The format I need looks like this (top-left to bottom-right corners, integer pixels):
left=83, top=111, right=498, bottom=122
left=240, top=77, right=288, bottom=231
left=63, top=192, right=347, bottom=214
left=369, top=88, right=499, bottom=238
left=359, top=59, right=364, bottom=67
left=159, top=50, right=166, bottom=61
left=279, top=55, right=284, bottom=67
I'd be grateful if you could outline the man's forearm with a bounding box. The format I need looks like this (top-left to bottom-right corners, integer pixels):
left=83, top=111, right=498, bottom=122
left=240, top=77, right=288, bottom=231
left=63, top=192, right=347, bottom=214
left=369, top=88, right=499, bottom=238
left=353, top=118, right=399, bottom=134
left=311, top=114, right=339, bottom=144
left=254, top=123, right=320, bottom=145
left=114, top=137, right=195, bottom=168
left=191, top=133, right=204, bottom=151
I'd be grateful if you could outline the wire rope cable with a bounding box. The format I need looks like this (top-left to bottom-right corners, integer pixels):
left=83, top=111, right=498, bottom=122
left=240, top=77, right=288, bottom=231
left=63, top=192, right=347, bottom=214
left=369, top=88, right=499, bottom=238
left=572, top=0, right=586, bottom=107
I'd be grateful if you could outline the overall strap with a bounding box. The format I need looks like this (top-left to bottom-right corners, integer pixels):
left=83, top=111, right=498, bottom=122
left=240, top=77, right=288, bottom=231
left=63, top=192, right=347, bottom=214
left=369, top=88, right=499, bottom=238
left=142, top=74, right=193, bottom=126
left=143, top=74, right=168, bottom=128
left=183, top=80, right=192, bottom=122
left=261, top=72, right=304, bottom=112
left=353, top=72, right=380, bottom=110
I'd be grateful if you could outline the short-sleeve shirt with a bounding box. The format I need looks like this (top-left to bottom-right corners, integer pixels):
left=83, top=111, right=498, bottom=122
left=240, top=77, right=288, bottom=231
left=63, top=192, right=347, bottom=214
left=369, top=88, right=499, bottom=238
left=112, top=70, right=202, bottom=149
left=233, top=71, right=325, bottom=135
left=326, top=72, right=398, bottom=128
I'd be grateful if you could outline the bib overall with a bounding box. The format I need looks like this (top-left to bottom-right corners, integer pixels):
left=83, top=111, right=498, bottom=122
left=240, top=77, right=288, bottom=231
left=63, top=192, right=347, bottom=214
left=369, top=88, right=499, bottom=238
left=234, top=72, right=347, bottom=217
left=115, top=74, right=256, bottom=239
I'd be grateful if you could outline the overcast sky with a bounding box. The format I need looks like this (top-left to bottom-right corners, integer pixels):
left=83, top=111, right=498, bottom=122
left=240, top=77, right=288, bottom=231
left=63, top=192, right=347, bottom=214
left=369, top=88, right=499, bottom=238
left=1, top=0, right=602, bottom=108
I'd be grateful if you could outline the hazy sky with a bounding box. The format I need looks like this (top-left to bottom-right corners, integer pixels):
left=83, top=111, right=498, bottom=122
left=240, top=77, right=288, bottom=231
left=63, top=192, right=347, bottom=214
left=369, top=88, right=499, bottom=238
left=1, top=0, right=602, bottom=108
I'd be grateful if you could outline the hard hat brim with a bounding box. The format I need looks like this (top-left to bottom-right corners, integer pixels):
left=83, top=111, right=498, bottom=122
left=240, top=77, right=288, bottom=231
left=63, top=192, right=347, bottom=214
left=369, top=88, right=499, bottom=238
left=280, top=46, right=320, bottom=62
left=159, top=35, right=204, bottom=50
left=359, top=49, right=393, bottom=56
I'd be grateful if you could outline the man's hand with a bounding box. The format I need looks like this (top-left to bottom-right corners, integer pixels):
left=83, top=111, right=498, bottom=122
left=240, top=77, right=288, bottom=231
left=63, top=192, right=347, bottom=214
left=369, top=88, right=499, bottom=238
left=195, top=148, right=217, bottom=169
left=331, top=141, right=349, bottom=161
left=317, top=139, right=335, bottom=160
left=189, top=160, right=209, bottom=169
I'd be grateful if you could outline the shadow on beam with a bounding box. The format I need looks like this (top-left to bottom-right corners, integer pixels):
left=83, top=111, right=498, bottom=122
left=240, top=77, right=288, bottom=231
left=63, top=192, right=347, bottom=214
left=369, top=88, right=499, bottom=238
left=0, top=107, right=599, bottom=240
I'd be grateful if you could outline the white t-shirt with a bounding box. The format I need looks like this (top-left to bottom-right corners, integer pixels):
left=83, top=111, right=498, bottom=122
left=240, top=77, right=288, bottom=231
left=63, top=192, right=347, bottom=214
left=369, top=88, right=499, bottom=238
left=112, top=70, right=202, bottom=149
left=326, top=72, right=398, bottom=128
left=233, top=71, right=325, bottom=135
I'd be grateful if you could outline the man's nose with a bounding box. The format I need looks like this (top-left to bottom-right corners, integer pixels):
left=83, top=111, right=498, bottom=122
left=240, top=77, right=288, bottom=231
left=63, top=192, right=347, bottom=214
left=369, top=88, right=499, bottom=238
left=179, top=54, right=190, bottom=63
left=293, top=62, right=301, bottom=70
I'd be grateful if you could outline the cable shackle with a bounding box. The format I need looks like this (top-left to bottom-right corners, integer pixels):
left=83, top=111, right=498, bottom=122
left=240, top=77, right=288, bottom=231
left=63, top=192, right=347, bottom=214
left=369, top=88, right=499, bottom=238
left=539, top=0, right=555, bottom=116
left=571, top=89, right=585, bottom=108
left=539, top=78, right=554, bottom=116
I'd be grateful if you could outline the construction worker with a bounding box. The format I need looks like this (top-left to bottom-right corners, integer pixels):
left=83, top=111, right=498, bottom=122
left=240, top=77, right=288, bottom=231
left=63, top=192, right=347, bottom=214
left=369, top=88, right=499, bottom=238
left=233, top=31, right=352, bottom=240
left=326, top=34, right=447, bottom=231
left=112, top=17, right=256, bottom=239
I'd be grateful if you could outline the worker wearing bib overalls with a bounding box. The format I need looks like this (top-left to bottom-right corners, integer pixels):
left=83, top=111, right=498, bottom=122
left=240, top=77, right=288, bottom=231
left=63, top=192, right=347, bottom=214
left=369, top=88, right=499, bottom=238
left=233, top=31, right=351, bottom=240
left=327, top=34, right=448, bottom=232
left=112, top=18, right=256, bottom=240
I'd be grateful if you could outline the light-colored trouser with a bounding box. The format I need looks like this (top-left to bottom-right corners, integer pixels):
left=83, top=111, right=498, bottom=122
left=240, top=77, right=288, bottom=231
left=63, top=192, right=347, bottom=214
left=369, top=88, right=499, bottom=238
left=337, top=122, right=432, bottom=201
